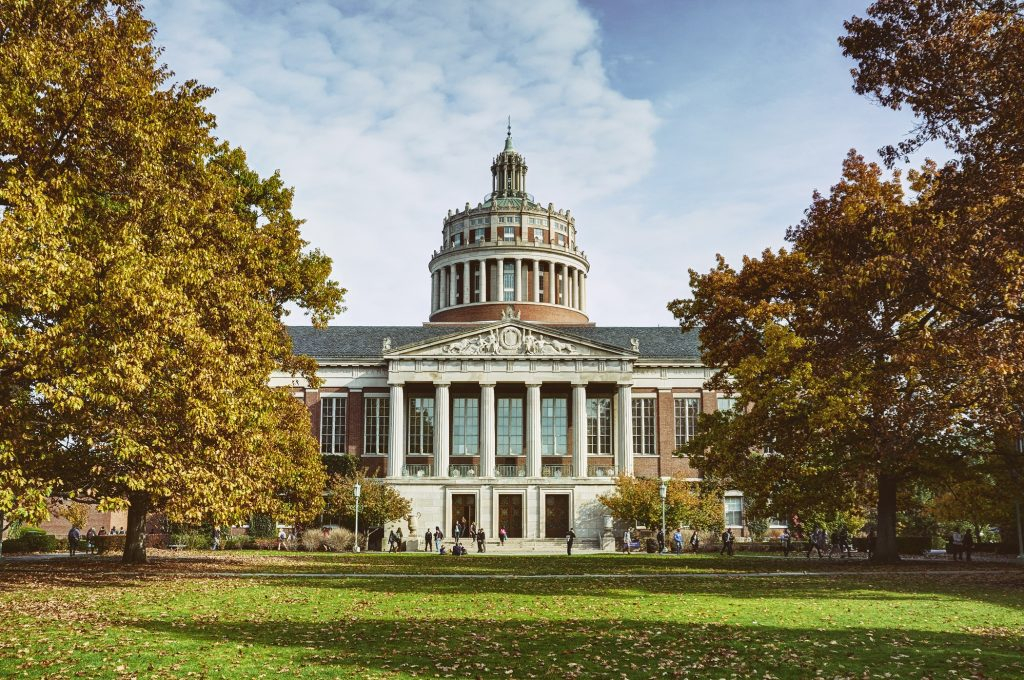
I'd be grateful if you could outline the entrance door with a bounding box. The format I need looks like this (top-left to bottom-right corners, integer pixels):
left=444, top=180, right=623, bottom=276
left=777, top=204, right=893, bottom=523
left=451, top=494, right=476, bottom=535
left=544, top=494, right=570, bottom=538
left=497, top=494, right=524, bottom=538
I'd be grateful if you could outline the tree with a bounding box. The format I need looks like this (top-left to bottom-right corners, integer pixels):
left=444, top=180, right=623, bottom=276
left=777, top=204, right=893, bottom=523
left=840, top=1, right=1024, bottom=439
left=52, top=501, right=89, bottom=530
left=0, top=1, right=344, bottom=563
left=670, top=151, right=986, bottom=562
left=597, top=475, right=723, bottom=532
left=325, top=471, right=412, bottom=538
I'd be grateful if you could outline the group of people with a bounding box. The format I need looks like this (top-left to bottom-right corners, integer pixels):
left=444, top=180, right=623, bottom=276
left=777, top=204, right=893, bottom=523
left=387, top=527, right=404, bottom=552
left=627, top=528, right=703, bottom=554
left=948, top=528, right=975, bottom=561
left=422, top=519, right=488, bottom=555
left=67, top=526, right=123, bottom=556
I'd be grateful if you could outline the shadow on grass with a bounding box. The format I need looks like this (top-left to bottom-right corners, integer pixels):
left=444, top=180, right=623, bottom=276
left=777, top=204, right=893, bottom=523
left=119, top=615, right=1024, bottom=679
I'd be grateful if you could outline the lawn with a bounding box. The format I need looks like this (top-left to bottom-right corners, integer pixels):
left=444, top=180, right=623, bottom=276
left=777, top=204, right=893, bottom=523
left=1, top=552, right=1022, bottom=679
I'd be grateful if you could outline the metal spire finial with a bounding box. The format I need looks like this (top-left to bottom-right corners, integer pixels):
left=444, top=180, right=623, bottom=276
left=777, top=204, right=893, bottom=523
left=507, top=116, right=511, bottom=138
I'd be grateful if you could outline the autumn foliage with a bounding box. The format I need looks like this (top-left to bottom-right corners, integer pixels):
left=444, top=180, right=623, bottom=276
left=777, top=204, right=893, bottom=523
left=0, top=1, right=344, bottom=562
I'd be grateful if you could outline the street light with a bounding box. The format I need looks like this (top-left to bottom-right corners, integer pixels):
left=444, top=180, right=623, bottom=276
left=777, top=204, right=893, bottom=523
left=353, top=483, right=362, bottom=553
left=659, top=477, right=670, bottom=554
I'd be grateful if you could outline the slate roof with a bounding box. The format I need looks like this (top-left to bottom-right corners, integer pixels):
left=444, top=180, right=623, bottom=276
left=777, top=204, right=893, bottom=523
left=287, top=324, right=702, bottom=361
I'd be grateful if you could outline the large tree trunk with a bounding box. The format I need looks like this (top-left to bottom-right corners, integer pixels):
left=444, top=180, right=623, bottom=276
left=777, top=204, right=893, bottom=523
left=872, top=473, right=900, bottom=563
left=122, top=493, right=149, bottom=565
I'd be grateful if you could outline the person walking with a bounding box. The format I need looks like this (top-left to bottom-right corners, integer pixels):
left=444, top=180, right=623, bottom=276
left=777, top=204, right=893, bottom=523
left=85, top=527, right=96, bottom=555
left=673, top=528, right=683, bottom=554
left=950, top=528, right=963, bottom=561
left=388, top=529, right=398, bottom=553
left=424, top=528, right=433, bottom=552
left=499, top=527, right=507, bottom=546
left=212, top=526, right=221, bottom=551
left=963, top=529, right=974, bottom=562
left=454, top=520, right=462, bottom=544
left=566, top=527, right=576, bottom=555
left=656, top=528, right=665, bottom=554
left=720, top=528, right=735, bottom=556
left=476, top=528, right=486, bottom=553
left=67, top=526, right=81, bottom=557
left=433, top=526, right=443, bottom=553
left=781, top=528, right=792, bottom=557
left=277, top=528, right=287, bottom=550
left=689, top=530, right=700, bottom=553
left=623, top=528, right=632, bottom=554
left=807, top=528, right=823, bottom=559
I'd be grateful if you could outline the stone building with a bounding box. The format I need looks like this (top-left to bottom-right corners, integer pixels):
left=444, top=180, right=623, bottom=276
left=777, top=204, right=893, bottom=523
left=275, top=129, right=748, bottom=546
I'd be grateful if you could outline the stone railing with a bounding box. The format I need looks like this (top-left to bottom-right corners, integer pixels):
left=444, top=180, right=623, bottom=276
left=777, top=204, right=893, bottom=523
left=541, top=464, right=573, bottom=478
left=448, top=464, right=480, bottom=478
left=587, top=464, right=618, bottom=478
left=402, top=464, right=432, bottom=478
left=495, top=464, right=527, bottom=478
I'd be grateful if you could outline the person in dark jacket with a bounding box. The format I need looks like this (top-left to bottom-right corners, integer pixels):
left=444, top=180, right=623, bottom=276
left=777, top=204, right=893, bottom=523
left=656, top=529, right=665, bottom=554
left=476, top=529, right=486, bottom=553
left=566, top=527, right=576, bottom=555
left=67, top=527, right=81, bottom=557
left=963, top=529, right=974, bottom=562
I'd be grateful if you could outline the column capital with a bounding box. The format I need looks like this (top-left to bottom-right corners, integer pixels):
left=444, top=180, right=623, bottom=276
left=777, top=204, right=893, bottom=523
left=479, top=380, right=497, bottom=388
left=433, top=380, right=451, bottom=387
left=525, top=381, right=543, bottom=388
left=389, top=380, right=406, bottom=387
left=616, top=381, right=633, bottom=388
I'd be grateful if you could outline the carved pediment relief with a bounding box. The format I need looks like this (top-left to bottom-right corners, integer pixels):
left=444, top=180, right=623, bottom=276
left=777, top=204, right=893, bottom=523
left=387, top=322, right=631, bottom=359
left=441, top=326, right=577, bottom=356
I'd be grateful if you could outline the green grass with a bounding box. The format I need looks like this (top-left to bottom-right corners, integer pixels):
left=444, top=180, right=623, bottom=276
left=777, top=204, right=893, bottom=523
left=1, top=552, right=1022, bottom=678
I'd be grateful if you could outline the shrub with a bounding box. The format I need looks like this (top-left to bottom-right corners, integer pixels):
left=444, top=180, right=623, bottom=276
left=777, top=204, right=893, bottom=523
left=645, top=538, right=659, bottom=553
left=301, top=529, right=323, bottom=552
left=324, top=528, right=355, bottom=552
left=2, top=530, right=57, bottom=554
left=746, top=517, right=770, bottom=542
left=249, top=514, right=276, bottom=539
left=94, top=534, right=126, bottom=555
left=170, top=530, right=211, bottom=550
left=222, top=535, right=251, bottom=551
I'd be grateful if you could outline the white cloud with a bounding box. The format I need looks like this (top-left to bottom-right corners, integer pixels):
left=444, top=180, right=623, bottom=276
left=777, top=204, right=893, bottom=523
left=146, top=0, right=659, bottom=325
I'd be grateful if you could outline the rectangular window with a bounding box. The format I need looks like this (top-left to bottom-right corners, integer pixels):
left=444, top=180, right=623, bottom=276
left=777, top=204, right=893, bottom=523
left=503, top=226, right=515, bottom=241
left=724, top=496, right=744, bottom=527
left=407, top=397, right=435, bottom=455
left=586, top=398, right=612, bottom=455
left=452, top=397, right=479, bottom=455
left=496, top=398, right=524, bottom=455
left=557, top=234, right=565, bottom=245
left=364, top=396, right=389, bottom=455
left=451, top=233, right=462, bottom=246
left=717, top=396, right=737, bottom=412
left=320, top=397, right=347, bottom=454
left=541, top=397, right=568, bottom=455
left=632, top=397, right=657, bottom=455
left=474, top=228, right=485, bottom=242
left=533, top=227, right=544, bottom=241
left=674, top=397, right=699, bottom=449
left=503, top=262, right=515, bottom=301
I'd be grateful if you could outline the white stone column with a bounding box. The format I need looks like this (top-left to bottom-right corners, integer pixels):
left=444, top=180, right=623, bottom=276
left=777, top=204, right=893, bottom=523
left=434, top=382, right=450, bottom=478
left=439, top=268, right=447, bottom=310
left=548, top=261, right=556, bottom=304
left=573, top=268, right=581, bottom=309
left=617, top=382, right=633, bottom=476
left=581, top=273, right=587, bottom=313
left=480, top=382, right=496, bottom=477
left=462, top=262, right=470, bottom=306
left=478, top=258, right=487, bottom=303
left=431, top=271, right=438, bottom=312
left=532, top=259, right=540, bottom=302
left=514, top=257, right=522, bottom=302
left=388, top=383, right=405, bottom=478
left=526, top=382, right=542, bottom=477
left=495, top=257, right=505, bottom=302
left=565, top=264, right=573, bottom=309
left=448, top=264, right=457, bottom=307
left=572, top=383, right=587, bottom=478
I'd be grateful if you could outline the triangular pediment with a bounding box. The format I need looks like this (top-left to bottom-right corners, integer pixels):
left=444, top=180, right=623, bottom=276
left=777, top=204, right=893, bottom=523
left=385, top=321, right=635, bottom=359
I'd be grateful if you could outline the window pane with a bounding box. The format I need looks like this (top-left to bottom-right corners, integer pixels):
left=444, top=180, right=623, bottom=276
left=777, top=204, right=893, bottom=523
left=631, top=398, right=656, bottom=455
left=724, top=497, right=743, bottom=526
left=674, top=397, right=699, bottom=449
left=452, top=397, right=480, bottom=455
left=364, top=397, right=389, bottom=455
left=586, top=398, right=611, bottom=455
left=320, top=397, right=346, bottom=454
left=497, top=398, right=523, bottom=455
left=407, top=397, right=435, bottom=455
left=541, top=397, right=567, bottom=455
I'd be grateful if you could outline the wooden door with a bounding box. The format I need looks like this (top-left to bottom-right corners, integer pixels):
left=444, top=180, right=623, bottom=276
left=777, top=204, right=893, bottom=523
left=544, top=494, right=570, bottom=538
left=498, top=494, right=524, bottom=538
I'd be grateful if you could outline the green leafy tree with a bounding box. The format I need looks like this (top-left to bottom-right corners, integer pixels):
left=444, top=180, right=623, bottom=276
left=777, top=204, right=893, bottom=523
left=598, top=475, right=723, bottom=531
left=325, top=471, right=412, bottom=537
left=0, top=0, right=344, bottom=563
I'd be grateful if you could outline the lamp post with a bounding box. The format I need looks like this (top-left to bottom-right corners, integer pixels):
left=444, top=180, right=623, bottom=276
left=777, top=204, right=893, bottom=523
left=353, top=483, right=362, bottom=553
left=659, top=477, right=669, bottom=554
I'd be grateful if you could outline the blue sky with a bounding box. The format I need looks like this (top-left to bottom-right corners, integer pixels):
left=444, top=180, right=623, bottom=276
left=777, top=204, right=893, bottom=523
left=145, top=0, right=942, bottom=327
